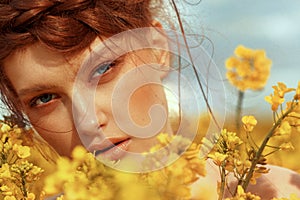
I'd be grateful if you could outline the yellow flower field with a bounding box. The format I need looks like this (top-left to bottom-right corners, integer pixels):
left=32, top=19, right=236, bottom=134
left=1, top=45, right=300, bottom=200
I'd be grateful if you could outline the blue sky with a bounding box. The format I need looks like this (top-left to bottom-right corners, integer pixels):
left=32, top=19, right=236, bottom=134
left=182, top=0, right=300, bottom=115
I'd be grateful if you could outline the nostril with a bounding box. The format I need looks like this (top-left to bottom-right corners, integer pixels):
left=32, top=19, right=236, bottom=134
left=98, top=123, right=106, bottom=129
left=74, top=118, right=106, bottom=149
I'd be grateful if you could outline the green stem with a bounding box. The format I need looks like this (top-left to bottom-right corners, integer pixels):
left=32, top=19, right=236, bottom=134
left=263, top=149, right=280, bottom=157
left=21, top=172, right=28, bottom=198
left=236, top=91, right=245, bottom=134
left=241, top=102, right=296, bottom=190
left=218, top=162, right=227, bottom=200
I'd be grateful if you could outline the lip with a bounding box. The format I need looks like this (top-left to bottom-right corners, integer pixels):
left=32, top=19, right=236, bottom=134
left=89, top=138, right=131, bottom=161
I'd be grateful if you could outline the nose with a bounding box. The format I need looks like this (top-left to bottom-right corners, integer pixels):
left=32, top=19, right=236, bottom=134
left=72, top=87, right=107, bottom=146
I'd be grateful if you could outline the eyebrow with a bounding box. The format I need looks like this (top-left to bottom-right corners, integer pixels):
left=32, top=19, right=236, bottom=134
left=17, top=84, right=60, bottom=97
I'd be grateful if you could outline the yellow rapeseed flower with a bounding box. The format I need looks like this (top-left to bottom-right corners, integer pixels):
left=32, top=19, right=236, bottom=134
left=242, top=115, right=258, bottom=132
left=275, top=120, right=292, bottom=136
left=220, top=129, right=243, bottom=151
left=71, top=145, right=87, bottom=162
left=226, top=45, right=271, bottom=91
left=0, top=123, right=11, bottom=133
left=265, top=94, right=285, bottom=111
left=225, top=185, right=261, bottom=200
left=279, top=142, right=295, bottom=151
left=286, top=111, right=300, bottom=132
left=272, top=193, right=300, bottom=200
left=156, top=133, right=170, bottom=145
left=26, top=165, right=44, bottom=182
left=294, top=81, right=300, bottom=100
left=208, top=152, right=228, bottom=166
left=265, top=82, right=295, bottom=112
left=3, top=196, right=17, bottom=200
left=12, top=144, right=31, bottom=159
left=0, top=164, right=12, bottom=179
left=0, top=185, right=13, bottom=196
left=251, top=167, right=269, bottom=185
left=273, top=82, right=295, bottom=98
left=26, top=192, right=36, bottom=200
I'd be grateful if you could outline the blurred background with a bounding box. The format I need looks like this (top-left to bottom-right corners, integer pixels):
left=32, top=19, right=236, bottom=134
left=177, top=0, right=300, bottom=116
left=186, top=0, right=300, bottom=172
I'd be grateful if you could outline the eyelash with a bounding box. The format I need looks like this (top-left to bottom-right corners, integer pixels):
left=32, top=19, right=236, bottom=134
left=29, top=94, right=58, bottom=107
left=90, top=61, right=116, bottom=81
left=28, top=60, right=120, bottom=108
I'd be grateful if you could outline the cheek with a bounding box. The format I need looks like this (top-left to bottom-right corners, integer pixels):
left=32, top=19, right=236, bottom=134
left=129, top=84, right=168, bottom=126
left=27, top=102, right=72, bottom=132
left=26, top=104, right=82, bottom=156
left=36, top=128, right=78, bottom=157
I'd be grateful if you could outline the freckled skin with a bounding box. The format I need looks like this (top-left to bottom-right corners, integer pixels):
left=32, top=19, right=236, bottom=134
left=4, top=39, right=172, bottom=157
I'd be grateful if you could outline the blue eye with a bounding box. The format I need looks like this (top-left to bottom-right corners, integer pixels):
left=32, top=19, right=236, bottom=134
left=31, top=94, right=57, bottom=106
left=91, top=62, right=114, bottom=79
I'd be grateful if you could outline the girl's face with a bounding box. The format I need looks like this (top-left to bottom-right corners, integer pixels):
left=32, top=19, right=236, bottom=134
left=3, top=37, right=171, bottom=164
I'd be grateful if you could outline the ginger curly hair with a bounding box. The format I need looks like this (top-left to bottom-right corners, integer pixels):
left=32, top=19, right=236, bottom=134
left=0, top=0, right=163, bottom=125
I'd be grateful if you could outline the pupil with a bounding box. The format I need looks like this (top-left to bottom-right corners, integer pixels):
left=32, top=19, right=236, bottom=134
left=40, top=94, right=52, bottom=103
left=98, top=64, right=109, bottom=74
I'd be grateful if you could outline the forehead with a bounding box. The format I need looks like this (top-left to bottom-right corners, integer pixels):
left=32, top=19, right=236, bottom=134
left=2, top=42, right=93, bottom=99
left=3, top=36, right=112, bottom=77
left=5, top=43, right=82, bottom=74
